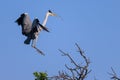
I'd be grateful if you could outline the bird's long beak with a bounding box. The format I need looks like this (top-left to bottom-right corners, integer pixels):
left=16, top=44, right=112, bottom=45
left=52, top=13, right=63, bottom=21
left=49, top=10, right=63, bottom=20
left=51, top=13, right=57, bottom=16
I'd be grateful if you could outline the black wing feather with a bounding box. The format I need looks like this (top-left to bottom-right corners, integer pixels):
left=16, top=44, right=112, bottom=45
left=39, top=23, right=50, bottom=32
left=15, top=13, right=32, bottom=36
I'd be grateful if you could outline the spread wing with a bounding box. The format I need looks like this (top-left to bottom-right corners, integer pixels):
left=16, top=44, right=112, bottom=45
left=15, top=13, right=32, bottom=36
left=39, top=23, right=49, bottom=32
left=32, top=18, right=49, bottom=33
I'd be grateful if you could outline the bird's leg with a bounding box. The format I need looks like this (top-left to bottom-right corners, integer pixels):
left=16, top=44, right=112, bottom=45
left=31, top=32, right=38, bottom=47
left=31, top=39, right=45, bottom=55
left=31, top=33, right=45, bottom=55
left=32, top=46, right=45, bottom=56
left=31, top=39, right=37, bottom=48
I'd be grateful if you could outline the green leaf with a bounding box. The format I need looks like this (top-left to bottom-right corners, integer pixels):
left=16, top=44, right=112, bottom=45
left=33, top=72, right=39, bottom=77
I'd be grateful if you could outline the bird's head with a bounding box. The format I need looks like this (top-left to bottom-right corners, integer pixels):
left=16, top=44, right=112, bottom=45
left=48, top=10, right=57, bottom=16
left=47, top=10, right=63, bottom=21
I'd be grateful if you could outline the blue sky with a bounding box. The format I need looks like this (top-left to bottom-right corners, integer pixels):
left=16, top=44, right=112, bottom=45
left=0, top=0, right=120, bottom=80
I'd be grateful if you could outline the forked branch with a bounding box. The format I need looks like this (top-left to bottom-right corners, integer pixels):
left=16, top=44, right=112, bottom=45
left=50, top=43, right=91, bottom=80
left=108, top=67, right=120, bottom=80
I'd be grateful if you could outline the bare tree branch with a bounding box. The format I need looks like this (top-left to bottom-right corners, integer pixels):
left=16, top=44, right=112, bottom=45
left=59, top=49, right=80, bottom=68
left=108, top=67, right=120, bottom=80
left=51, top=43, right=91, bottom=80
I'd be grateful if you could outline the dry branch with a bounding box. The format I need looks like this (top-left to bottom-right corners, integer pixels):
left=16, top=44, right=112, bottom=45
left=51, top=43, right=91, bottom=80
left=108, top=67, right=120, bottom=80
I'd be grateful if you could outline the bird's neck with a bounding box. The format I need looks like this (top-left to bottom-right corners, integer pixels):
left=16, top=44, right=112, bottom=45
left=42, top=13, right=49, bottom=26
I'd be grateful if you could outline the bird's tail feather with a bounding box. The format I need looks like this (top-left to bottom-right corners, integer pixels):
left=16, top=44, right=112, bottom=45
left=24, top=37, right=31, bottom=44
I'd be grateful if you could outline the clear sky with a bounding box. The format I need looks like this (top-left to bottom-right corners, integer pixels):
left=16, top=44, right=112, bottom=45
left=0, top=0, right=120, bottom=80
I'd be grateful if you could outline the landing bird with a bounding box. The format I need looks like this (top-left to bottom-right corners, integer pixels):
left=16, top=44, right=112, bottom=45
left=15, top=10, right=57, bottom=55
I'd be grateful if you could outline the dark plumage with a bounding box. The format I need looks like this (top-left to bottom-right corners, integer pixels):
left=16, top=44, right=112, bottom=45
left=15, top=13, right=32, bottom=36
left=15, top=10, right=57, bottom=55
left=15, top=13, right=49, bottom=44
left=15, top=14, right=25, bottom=25
left=35, top=19, right=49, bottom=32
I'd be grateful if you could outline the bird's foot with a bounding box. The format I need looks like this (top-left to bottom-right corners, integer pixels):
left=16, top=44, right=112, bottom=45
left=31, top=45, right=45, bottom=56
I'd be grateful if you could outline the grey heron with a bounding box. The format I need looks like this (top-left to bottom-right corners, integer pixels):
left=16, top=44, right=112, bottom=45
left=15, top=10, right=57, bottom=55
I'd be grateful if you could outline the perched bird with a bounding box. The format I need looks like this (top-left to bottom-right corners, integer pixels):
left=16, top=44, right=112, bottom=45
left=15, top=10, right=57, bottom=55
left=15, top=13, right=49, bottom=44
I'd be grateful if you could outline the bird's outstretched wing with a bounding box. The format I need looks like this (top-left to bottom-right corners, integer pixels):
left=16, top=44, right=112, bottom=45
left=39, top=23, right=50, bottom=32
left=32, top=18, right=50, bottom=32
left=15, top=13, right=32, bottom=36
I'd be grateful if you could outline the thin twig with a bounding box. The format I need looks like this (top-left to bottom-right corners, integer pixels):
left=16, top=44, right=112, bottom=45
left=56, top=43, right=91, bottom=80
left=59, top=49, right=79, bottom=67
left=108, top=67, right=120, bottom=80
